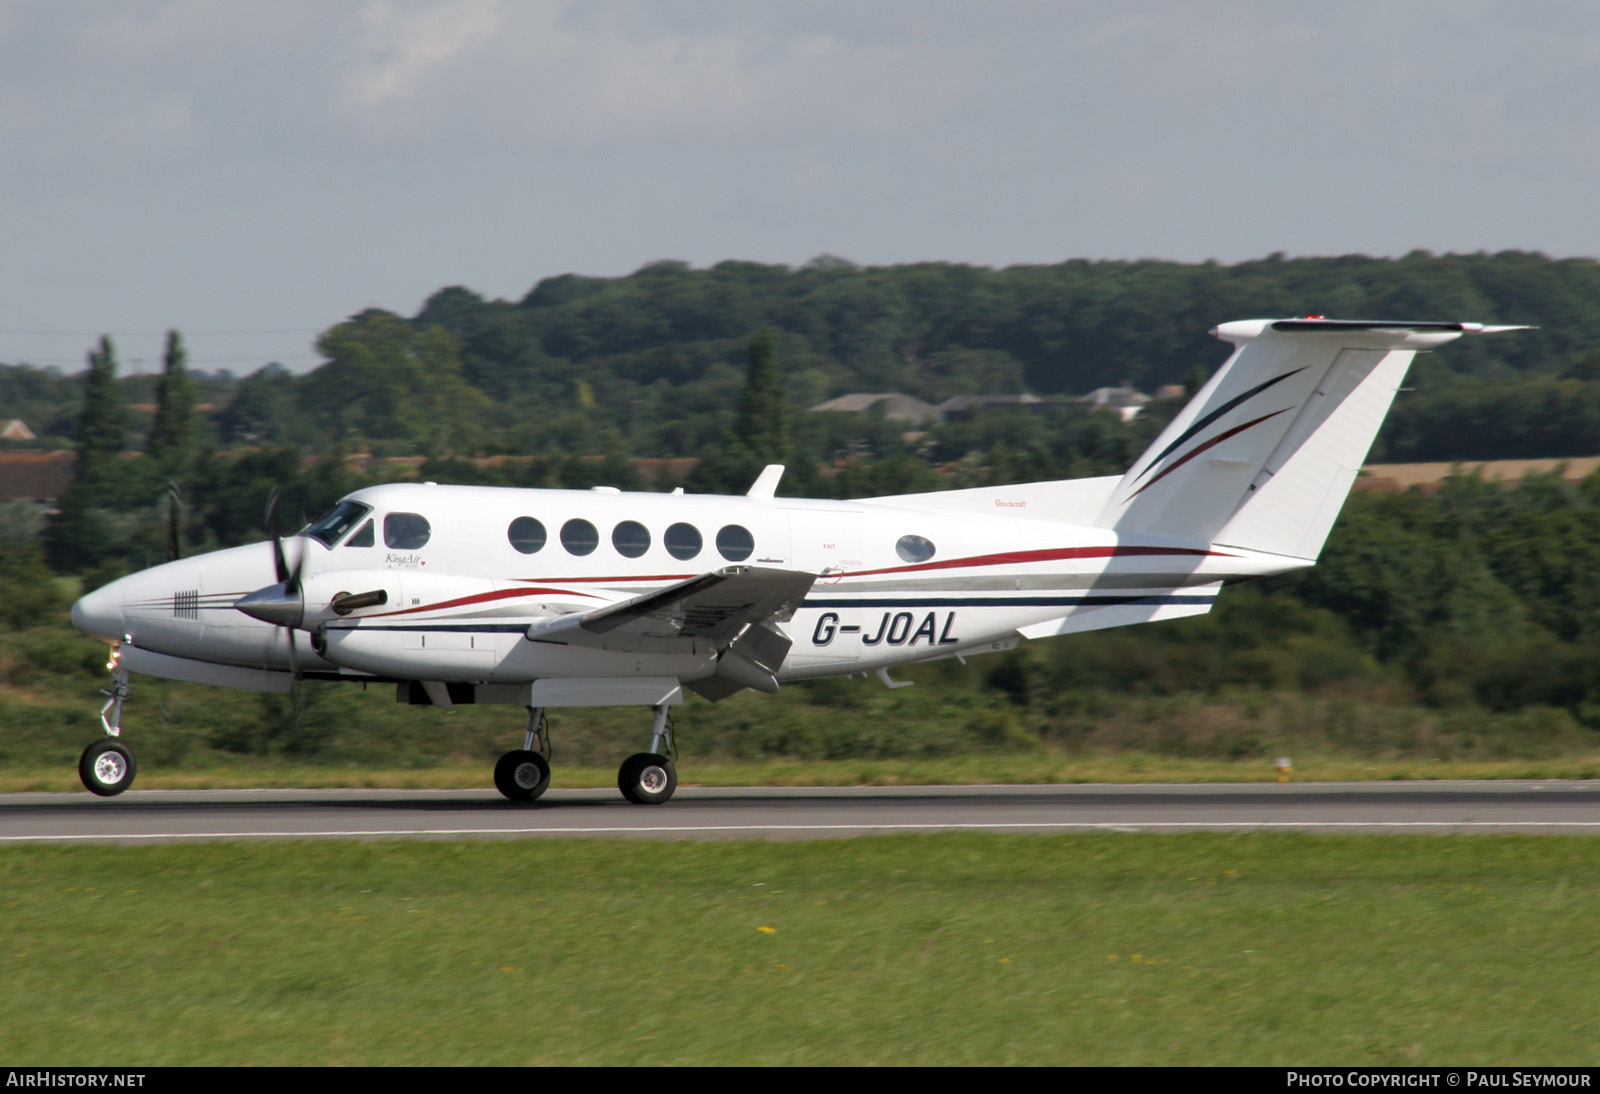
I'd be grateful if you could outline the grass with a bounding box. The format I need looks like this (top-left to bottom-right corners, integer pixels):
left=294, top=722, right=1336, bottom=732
left=6, top=751, right=1600, bottom=794
left=2, top=833, right=1599, bottom=1065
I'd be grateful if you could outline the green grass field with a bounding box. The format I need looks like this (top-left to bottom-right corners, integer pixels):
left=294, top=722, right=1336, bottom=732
left=3, top=833, right=1599, bottom=1065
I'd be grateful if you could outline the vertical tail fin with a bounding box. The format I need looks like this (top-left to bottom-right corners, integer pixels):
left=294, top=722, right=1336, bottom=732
left=1099, top=320, right=1528, bottom=560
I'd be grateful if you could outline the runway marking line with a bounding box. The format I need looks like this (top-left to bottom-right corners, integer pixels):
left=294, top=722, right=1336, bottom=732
left=8, top=820, right=1600, bottom=841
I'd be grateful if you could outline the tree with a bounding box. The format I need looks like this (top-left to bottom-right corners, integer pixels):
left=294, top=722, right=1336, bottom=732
left=686, top=330, right=792, bottom=493
left=146, top=330, right=196, bottom=480
left=302, top=311, right=491, bottom=454
left=74, top=336, right=125, bottom=503
left=731, top=329, right=789, bottom=463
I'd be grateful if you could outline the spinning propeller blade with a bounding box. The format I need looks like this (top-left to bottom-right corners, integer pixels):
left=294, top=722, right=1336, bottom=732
left=165, top=482, right=182, bottom=563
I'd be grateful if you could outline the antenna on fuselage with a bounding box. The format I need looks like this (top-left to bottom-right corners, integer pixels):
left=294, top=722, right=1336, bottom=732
left=746, top=464, right=785, bottom=499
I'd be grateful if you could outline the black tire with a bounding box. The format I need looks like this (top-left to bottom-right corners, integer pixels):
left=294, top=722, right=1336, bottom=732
left=618, top=752, right=677, bottom=805
left=79, top=739, right=136, bottom=797
left=493, top=750, right=550, bottom=802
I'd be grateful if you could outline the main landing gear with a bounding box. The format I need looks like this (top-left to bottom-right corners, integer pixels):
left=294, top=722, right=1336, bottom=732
left=81, top=646, right=137, bottom=797
left=491, top=703, right=679, bottom=806
left=618, top=705, right=677, bottom=806
left=493, top=707, right=552, bottom=802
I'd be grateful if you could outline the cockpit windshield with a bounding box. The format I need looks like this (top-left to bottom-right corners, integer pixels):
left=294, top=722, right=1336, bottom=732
left=304, top=500, right=373, bottom=548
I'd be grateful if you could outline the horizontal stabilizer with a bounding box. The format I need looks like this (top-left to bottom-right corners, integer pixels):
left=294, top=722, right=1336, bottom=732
left=1016, top=582, right=1222, bottom=639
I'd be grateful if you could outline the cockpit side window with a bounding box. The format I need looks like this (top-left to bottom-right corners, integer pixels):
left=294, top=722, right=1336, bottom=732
left=384, top=512, right=432, bottom=550
left=345, top=519, right=375, bottom=548
left=305, top=501, right=372, bottom=548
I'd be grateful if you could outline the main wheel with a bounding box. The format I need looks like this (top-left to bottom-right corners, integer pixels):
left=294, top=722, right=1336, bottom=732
left=79, top=739, right=136, bottom=797
left=493, top=750, right=551, bottom=802
left=618, top=752, right=677, bottom=805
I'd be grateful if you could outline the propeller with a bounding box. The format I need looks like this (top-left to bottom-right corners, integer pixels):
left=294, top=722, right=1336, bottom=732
left=165, top=481, right=182, bottom=563
left=235, top=491, right=305, bottom=628
left=234, top=491, right=309, bottom=713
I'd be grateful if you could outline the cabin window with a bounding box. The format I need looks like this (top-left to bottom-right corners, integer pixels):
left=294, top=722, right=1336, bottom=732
left=716, top=524, right=754, bottom=562
left=384, top=512, right=432, bottom=550
left=508, top=516, right=547, bottom=555
left=560, top=518, right=599, bottom=556
left=895, top=534, right=936, bottom=563
left=345, top=520, right=375, bottom=548
left=612, top=520, right=651, bottom=558
left=664, top=522, right=702, bottom=561
left=305, top=501, right=371, bottom=547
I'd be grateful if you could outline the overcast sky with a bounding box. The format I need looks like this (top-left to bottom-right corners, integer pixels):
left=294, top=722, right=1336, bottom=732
left=2, top=0, right=1597, bottom=377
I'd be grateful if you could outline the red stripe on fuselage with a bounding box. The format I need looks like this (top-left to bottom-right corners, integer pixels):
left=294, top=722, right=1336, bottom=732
left=376, top=546, right=1232, bottom=617
left=846, top=544, right=1229, bottom=579
left=366, top=586, right=601, bottom=619
left=512, top=574, right=697, bottom=584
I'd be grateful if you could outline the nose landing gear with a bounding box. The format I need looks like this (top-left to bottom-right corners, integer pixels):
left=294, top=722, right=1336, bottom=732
left=81, top=642, right=136, bottom=797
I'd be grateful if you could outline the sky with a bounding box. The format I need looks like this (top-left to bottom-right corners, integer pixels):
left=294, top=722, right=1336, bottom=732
left=2, top=0, right=1598, bottom=377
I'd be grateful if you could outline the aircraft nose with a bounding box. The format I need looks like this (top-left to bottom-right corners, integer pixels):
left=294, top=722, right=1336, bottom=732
left=72, top=581, right=126, bottom=642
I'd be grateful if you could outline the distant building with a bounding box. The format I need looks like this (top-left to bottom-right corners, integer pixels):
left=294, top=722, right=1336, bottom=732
left=808, top=393, right=942, bottom=426
left=1, top=419, right=37, bottom=441
left=935, top=394, right=1044, bottom=422
left=1075, top=385, right=1151, bottom=422
left=0, top=450, right=76, bottom=503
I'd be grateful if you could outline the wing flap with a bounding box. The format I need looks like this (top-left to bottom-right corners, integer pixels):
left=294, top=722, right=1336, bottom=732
left=526, top=565, right=817, bottom=652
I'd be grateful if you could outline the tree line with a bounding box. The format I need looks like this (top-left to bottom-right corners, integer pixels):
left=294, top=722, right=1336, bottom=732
left=7, top=248, right=1600, bottom=758
left=7, top=248, right=1600, bottom=582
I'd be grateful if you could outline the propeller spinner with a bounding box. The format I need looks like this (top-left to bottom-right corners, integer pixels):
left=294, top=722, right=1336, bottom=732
left=236, top=490, right=308, bottom=628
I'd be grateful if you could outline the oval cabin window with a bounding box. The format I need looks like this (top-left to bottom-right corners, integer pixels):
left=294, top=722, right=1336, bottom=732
left=664, top=522, right=702, bottom=561
left=716, top=524, right=755, bottom=562
left=508, top=517, right=547, bottom=555
left=560, top=518, right=599, bottom=556
left=895, top=534, right=936, bottom=563
left=612, top=520, right=651, bottom=558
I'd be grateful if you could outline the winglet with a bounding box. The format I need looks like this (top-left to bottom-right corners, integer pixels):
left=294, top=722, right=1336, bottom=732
left=747, top=464, right=785, bottom=499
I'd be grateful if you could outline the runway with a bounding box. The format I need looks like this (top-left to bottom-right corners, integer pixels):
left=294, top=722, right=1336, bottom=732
left=2, top=780, right=1599, bottom=842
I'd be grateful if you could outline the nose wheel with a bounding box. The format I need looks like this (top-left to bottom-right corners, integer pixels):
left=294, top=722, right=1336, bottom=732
left=80, top=739, right=137, bottom=797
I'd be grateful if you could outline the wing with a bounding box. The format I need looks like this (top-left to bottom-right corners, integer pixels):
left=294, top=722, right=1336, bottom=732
left=524, top=565, right=818, bottom=700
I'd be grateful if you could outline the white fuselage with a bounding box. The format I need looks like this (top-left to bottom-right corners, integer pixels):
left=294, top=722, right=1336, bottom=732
left=72, top=480, right=1305, bottom=696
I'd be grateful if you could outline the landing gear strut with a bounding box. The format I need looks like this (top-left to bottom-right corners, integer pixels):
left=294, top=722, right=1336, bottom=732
left=81, top=643, right=136, bottom=797
left=493, top=707, right=551, bottom=802
left=491, top=702, right=681, bottom=805
left=618, top=705, right=677, bottom=805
